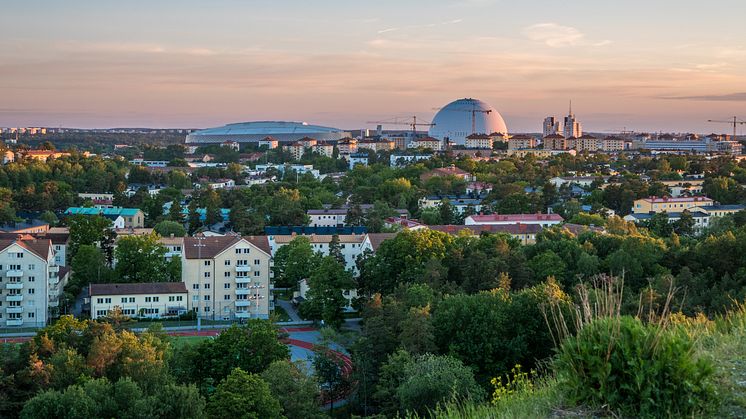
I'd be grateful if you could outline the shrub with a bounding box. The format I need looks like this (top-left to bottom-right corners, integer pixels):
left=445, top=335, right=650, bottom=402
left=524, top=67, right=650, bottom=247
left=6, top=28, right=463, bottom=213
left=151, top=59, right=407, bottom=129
left=555, top=316, right=716, bottom=417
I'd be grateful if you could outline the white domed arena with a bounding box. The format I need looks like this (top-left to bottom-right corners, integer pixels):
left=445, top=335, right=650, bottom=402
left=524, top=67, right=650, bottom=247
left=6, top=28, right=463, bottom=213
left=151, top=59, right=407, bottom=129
left=429, top=98, right=508, bottom=145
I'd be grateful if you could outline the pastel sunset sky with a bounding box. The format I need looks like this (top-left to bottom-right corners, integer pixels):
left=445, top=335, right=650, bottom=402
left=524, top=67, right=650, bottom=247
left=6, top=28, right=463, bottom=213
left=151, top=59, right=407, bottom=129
left=2, top=0, right=746, bottom=133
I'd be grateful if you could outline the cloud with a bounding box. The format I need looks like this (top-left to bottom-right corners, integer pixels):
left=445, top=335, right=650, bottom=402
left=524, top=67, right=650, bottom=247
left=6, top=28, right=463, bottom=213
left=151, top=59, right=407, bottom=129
left=377, top=27, right=398, bottom=34
left=376, top=19, right=463, bottom=35
left=660, top=92, right=746, bottom=102
left=522, top=23, right=610, bottom=48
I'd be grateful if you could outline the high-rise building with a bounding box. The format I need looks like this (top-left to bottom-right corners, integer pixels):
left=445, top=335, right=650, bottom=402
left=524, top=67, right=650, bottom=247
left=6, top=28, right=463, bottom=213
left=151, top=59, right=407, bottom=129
left=563, top=101, right=582, bottom=139
left=543, top=116, right=561, bottom=137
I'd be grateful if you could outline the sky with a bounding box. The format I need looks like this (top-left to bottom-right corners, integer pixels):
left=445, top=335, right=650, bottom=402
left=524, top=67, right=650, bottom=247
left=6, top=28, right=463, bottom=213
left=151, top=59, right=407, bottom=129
left=2, top=0, right=746, bottom=134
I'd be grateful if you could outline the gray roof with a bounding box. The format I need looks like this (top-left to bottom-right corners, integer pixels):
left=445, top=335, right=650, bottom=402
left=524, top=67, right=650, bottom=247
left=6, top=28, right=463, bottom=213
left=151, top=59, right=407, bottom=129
left=90, top=282, right=187, bottom=296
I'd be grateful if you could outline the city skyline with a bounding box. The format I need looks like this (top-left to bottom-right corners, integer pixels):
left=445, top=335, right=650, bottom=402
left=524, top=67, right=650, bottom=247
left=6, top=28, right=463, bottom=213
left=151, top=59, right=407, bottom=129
left=2, top=0, right=746, bottom=133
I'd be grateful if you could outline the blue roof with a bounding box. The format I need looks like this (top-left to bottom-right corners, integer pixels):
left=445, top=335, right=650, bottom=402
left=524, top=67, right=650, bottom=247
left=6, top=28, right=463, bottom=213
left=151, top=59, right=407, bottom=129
left=698, top=205, right=745, bottom=211
left=65, top=207, right=141, bottom=217
left=629, top=211, right=709, bottom=220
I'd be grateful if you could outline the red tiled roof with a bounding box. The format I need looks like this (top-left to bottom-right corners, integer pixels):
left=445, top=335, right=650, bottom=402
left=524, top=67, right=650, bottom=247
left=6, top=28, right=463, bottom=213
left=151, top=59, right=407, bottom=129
left=183, top=236, right=270, bottom=259
left=0, top=237, right=52, bottom=260
left=466, top=213, right=564, bottom=223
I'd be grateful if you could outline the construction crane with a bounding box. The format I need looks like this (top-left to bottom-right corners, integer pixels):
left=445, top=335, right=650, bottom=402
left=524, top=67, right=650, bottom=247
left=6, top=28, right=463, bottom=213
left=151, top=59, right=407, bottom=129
left=451, top=107, right=492, bottom=135
left=365, top=116, right=435, bottom=136
left=707, top=116, right=746, bottom=140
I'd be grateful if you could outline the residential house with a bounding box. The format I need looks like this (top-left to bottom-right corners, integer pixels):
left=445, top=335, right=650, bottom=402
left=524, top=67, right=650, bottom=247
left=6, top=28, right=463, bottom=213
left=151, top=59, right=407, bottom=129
left=90, top=282, right=188, bottom=319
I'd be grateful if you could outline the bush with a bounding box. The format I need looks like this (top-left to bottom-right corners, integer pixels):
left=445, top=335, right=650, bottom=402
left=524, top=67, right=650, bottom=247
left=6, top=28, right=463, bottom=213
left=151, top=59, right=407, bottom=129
left=555, top=316, right=716, bottom=417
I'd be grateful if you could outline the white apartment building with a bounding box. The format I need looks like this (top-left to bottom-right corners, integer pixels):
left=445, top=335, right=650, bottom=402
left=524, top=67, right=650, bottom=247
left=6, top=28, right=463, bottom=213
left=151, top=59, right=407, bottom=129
left=90, top=282, right=188, bottom=319
left=0, top=237, right=61, bottom=327
left=183, top=236, right=273, bottom=320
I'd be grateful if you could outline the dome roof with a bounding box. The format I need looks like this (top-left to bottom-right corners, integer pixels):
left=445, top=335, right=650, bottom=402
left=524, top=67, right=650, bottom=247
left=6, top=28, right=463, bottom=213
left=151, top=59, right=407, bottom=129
left=429, top=98, right=508, bottom=145
left=186, top=121, right=347, bottom=144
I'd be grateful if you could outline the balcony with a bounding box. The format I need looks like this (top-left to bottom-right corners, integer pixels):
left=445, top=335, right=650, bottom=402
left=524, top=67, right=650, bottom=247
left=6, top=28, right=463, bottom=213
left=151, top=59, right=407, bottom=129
left=6, top=270, right=23, bottom=278
left=6, top=295, right=23, bottom=302
left=235, top=311, right=250, bottom=318
left=6, top=319, right=23, bottom=327
left=6, top=307, right=23, bottom=314
left=6, top=282, right=23, bottom=290
left=49, top=265, right=59, bottom=273
left=235, top=300, right=251, bottom=307
left=235, top=288, right=250, bottom=295
left=235, top=265, right=251, bottom=273
left=235, top=277, right=251, bottom=284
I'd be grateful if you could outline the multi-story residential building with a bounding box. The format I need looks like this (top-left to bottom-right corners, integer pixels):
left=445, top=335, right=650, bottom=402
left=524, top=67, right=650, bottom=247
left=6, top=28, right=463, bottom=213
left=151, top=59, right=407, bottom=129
left=78, top=192, right=115, bottom=207
left=573, top=135, right=626, bottom=152
left=624, top=204, right=745, bottom=230
left=307, top=206, right=409, bottom=227
left=64, top=207, right=145, bottom=228
left=283, top=142, right=306, bottom=160
left=389, top=154, right=432, bottom=167
left=0, top=236, right=60, bottom=327
left=658, top=179, right=705, bottom=197
left=159, top=236, right=184, bottom=261
left=336, top=138, right=358, bottom=154
left=90, top=282, right=188, bottom=319
left=632, top=196, right=714, bottom=214
left=465, top=134, right=493, bottom=149
left=313, top=142, right=335, bottom=158
left=506, top=148, right=576, bottom=158
left=542, top=133, right=568, bottom=150
left=508, top=134, right=538, bottom=150
left=357, top=139, right=395, bottom=152
left=269, top=234, right=370, bottom=275
left=258, top=136, right=279, bottom=149
left=543, top=116, right=561, bottom=137
left=0, top=220, right=49, bottom=234
left=297, top=137, right=318, bottom=148
left=408, top=137, right=443, bottom=151
left=182, top=236, right=272, bottom=320
left=464, top=213, right=564, bottom=228
left=348, top=153, right=369, bottom=169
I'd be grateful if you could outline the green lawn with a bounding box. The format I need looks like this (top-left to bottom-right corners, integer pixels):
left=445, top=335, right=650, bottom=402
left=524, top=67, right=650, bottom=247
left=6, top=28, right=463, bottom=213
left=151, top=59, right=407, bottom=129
left=171, top=335, right=211, bottom=349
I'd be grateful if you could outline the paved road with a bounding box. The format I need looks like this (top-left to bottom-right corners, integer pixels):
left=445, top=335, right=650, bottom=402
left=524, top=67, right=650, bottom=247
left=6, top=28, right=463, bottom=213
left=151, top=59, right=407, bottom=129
left=276, top=298, right=303, bottom=322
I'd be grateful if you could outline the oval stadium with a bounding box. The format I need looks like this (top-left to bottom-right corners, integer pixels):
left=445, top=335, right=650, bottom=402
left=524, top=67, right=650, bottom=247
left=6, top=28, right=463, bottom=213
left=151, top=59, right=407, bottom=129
left=429, top=98, right=508, bottom=145
left=185, top=121, right=349, bottom=144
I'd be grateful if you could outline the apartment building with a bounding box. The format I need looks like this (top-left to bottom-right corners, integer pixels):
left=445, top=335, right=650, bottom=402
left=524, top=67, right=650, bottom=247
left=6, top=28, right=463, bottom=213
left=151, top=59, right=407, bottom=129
left=632, top=196, right=714, bottom=214
left=0, top=236, right=61, bottom=327
left=336, top=138, right=358, bottom=154
left=508, top=134, right=538, bottom=150
left=90, top=282, right=188, bottom=319
left=358, top=139, right=395, bottom=152
left=409, top=137, right=443, bottom=151
left=182, top=236, right=272, bottom=320
left=282, top=142, right=306, bottom=160
left=313, top=142, right=334, bottom=158
left=307, top=206, right=410, bottom=227
left=269, top=234, right=370, bottom=275
left=258, top=136, right=279, bottom=149
left=465, top=134, right=494, bottom=149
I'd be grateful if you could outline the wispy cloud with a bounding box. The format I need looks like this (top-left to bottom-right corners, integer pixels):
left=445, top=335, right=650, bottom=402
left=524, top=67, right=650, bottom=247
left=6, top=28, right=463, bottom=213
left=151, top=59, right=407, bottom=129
left=661, top=92, right=746, bottom=102
left=522, top=23, right=610, bottom=48
left=376, top=19, right=463, bottom=35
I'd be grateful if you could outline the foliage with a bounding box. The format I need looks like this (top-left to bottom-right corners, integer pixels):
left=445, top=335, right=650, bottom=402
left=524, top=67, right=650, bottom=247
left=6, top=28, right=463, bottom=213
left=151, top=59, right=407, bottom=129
left=114, top=233, right=172, bottom=282
left=261, top=360, right=323, bottom=419
left=555, top=316, right=717, bottom=417
left=300, top=256, right=355, bottom=329
left=206, top=368, right=283, bottom=419
left=154, top=220, right=186, bottom=237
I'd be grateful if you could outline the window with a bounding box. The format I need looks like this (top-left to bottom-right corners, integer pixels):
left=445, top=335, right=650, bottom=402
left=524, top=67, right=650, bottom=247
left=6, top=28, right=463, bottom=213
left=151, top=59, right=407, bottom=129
left=224, top=260, right=231, bottom=266
left=145, top=297, right=152, bottom=302
left=153, top=297, right=159, bottom=302
left=235, top=249, right=241, bottom=254
left=16, top=253, right=23, bottom=258
left=224, top=272, right=231, bottom=277
left=224, top=295, right=231, bottom=300
left=237, top=260, right=248, bottom=266
left=204, top=283, right=210, bottom=289
left=192, top=295, right=198, bottom=301
left=176, top=296, right=183, bottom=301
left=28, top=312, right=35, bottom=318
left=97, top=310, right=108, bottom=316
left=121, top=297, right=127, bottom=303
left=28, top=264, right=35, bottom=270
left=204, top=307, right=210, bottom=312
left=28, top=276, right=35, bottom=282
left=204, top=260, right=211, bottom=266
left=204, top=295, right=210, bottom=301
left=254, top=271, right=260, bottom=277
left=192, top=284, right=199, bottom=290
left=254, top=259, right=260, bottom=265
left=169, top=296, right=175, bottom=302
left=97, top=298, right=103, bottom=304
left=204, top=272, right=211, bottom=278
left=129, top=297, right=135, bottom=303
left=105, top=298, right=111, bottom=303
left=28, top=288, right=35, bottom=295
left=224, top=283, right=231, bottom=289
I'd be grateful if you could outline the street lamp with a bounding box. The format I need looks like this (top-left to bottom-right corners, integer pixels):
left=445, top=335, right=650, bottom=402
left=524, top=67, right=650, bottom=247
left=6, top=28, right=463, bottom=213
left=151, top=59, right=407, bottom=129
left=193, top=236, right=206, bottom=332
